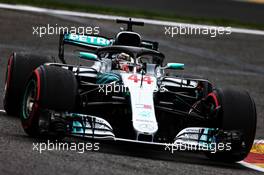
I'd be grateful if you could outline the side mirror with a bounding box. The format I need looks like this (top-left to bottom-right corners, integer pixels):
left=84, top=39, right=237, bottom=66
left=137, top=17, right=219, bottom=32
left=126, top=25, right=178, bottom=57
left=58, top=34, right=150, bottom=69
left=79, top=52, right=99, bottom=61
left=163, top=63, right=184, bottom=70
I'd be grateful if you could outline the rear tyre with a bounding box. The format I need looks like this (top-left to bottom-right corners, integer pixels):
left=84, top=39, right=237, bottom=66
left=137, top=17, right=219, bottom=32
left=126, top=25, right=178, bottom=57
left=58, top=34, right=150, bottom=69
left=206, top=88, right=256, bottom=162
left=20, top=65, right=78, bottom=137
left=3, top=53, right=52, bottom=115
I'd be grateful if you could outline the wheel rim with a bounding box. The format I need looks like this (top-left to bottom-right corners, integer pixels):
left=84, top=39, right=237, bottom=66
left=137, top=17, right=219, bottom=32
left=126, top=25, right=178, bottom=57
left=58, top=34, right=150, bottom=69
left=22, top=79, right=37, bottom=119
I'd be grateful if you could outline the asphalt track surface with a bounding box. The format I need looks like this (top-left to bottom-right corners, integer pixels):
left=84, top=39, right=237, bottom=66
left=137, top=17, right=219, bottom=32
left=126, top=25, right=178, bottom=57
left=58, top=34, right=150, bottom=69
left=0, top=8, right=263, bottom=175
left=55, top=0, right=264, bottom=24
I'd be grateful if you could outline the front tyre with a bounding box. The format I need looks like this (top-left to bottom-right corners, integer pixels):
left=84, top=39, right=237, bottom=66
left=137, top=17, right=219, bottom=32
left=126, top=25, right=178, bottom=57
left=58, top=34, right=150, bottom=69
left=21, top=65, right=78, bottom=137
left=206, top=88, right=257, bottom=162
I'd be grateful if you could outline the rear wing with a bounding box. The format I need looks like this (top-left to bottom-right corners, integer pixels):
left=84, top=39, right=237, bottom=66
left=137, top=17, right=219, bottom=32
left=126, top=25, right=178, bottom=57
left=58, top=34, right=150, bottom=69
left=63, top=33, right=112, bottom=48
left=58, top=33, right=113, bottom=63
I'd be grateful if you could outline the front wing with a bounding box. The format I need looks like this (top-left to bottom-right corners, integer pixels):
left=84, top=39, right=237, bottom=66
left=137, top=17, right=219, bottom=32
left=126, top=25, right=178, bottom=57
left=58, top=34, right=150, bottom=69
left=45, top=111, right=239, bottom=154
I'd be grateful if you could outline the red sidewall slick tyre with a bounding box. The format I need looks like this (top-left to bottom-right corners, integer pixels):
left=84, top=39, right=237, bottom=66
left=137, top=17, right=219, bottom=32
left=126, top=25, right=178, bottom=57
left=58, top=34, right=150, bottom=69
left=21, top=65, right=78, bottom=136
left=3, top=52, right=52, bottom=115
left=21, top=72, right=41, bottom=135
left=206, top=88, right=257, bottom=162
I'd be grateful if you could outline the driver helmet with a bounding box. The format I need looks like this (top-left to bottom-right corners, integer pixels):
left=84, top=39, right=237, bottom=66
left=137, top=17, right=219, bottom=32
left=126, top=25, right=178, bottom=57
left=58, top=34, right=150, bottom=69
left=117, top=53, right=131, bottom=72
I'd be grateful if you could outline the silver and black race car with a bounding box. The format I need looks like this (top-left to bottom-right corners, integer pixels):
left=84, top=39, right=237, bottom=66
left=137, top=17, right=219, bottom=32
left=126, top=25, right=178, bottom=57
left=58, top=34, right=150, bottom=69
left=3, top=19, right=256, bottom=162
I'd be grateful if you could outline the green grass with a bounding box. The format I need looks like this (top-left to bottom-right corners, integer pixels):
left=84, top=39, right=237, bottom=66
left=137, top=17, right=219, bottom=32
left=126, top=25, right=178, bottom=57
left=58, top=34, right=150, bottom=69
left=1, top=0, right=264, bottom=30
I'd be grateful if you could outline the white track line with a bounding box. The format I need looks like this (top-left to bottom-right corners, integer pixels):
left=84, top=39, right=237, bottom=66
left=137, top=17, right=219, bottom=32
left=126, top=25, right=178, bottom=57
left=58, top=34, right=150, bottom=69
left=239, top=161, right=264, bottom=173
left=0, top=3, right=264, bottom=35
left=0, top=109, right=6, bottom=113
left=254, top=139, right=264, bottom=144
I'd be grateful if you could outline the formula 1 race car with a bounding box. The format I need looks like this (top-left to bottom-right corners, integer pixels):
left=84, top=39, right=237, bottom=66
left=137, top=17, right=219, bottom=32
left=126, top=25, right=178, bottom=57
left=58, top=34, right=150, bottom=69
left=3, top=19, right=256, bottom=162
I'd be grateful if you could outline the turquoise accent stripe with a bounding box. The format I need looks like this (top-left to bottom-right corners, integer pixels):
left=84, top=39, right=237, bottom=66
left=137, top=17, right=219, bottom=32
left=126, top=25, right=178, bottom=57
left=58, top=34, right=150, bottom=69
left=97, top=73, right=121, bottom=84
left=72, top=121, right=83, bottom=134
left=79, top=52, right=98, bottom=61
